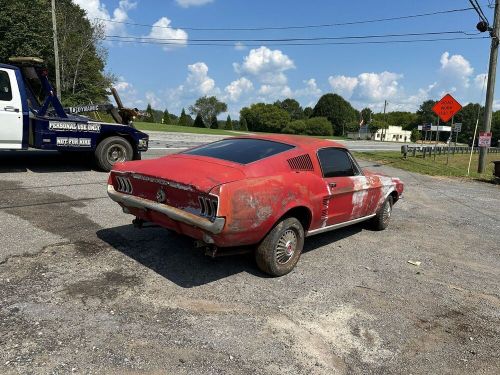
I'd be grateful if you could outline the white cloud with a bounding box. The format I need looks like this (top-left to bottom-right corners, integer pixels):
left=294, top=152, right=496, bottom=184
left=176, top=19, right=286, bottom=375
left=73, top=0, right=136, bottom=35
left=328, top=71, right=403, bottom=104
left=439, top=51, right=474, bottom=89
left=144, top=17, right=188, bottom=51
left=234, top=46, right=295, bottom=84
left=474, top=73, right=487, bottom=90
left=185, top=62, right=217, bottom=95
left=176, top=0, right=214, bottom=7
left=328, top=75, right=359, bottom=98
left=224, top=77, right=253, bottom=102
left=145, top=91, right=163, bottom=109
left=234, top=42, right=247, bottom=51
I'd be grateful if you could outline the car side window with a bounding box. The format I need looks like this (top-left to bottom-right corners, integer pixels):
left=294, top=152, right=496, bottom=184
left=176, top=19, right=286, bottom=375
left=317, top=148, right=359, bottom=178
left=0, top=71, right=13, bottom=102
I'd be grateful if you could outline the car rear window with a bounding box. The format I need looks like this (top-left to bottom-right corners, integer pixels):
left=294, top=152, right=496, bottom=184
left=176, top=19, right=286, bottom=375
left=183, top=138, right=294, bottom=164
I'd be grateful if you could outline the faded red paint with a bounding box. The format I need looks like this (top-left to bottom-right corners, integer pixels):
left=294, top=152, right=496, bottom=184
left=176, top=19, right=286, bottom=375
left=109, top=134, right=404, bottom=247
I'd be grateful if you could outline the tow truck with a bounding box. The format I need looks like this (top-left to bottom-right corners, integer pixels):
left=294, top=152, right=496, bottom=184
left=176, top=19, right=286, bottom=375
left=0, top=57, right=149, bottom=171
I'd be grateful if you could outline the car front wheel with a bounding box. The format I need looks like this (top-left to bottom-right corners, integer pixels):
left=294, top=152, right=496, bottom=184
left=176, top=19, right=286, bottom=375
left=371, top=195, right=393, bottom=231
left=255, top=217, right=304, bottom=277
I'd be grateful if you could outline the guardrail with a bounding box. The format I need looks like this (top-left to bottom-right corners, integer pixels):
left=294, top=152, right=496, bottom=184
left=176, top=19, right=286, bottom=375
left=401, top=145, right=500, bottom=158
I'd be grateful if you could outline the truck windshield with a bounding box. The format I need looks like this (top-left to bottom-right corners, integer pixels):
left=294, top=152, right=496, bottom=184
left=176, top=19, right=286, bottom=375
left=183, top=138, right=295, bottom=164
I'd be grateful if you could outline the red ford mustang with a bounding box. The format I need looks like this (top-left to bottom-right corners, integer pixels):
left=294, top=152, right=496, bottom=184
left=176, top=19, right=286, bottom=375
left=108, top=134, right=404, bottom=276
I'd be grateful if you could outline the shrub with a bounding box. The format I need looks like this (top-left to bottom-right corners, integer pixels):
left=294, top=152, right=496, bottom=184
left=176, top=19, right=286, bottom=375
left=305, top=117, right=333, bottom=136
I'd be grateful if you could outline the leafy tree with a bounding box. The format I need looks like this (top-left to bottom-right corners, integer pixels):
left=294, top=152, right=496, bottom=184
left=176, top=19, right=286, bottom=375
left=453, top=103, right=484, bottom=143
left=240, top=103, right=290, bottom=132
left=0, top=0, right=113, bottom=106
left=274, top=98, right=304, bottom=120
left=162, top=109, right=171, bottom=124
left=178, top=108, right=192, bottom=126
left=210, top=115, right=219, bottom=129
left=416, top=100, right=438, bottom=126
left=282, top=120, right=307, bottom=134
left=305, top=117, right=333, bottom=136
left=240, top=116, right=248, bottom=131
left=144, top=104, right=155, bottom=123
left=225, top=115, right=233, bottom=130
left=189, top=96, right=227, bottom=128
left=410, top=129, right=421, bottom=143
left=303, top=106, right=313, bottom=118
left=361, top=108, right=373, bottom=125
left=193, top=113, right=204, bottom=128
left=312, top=94, right=358, bottom=135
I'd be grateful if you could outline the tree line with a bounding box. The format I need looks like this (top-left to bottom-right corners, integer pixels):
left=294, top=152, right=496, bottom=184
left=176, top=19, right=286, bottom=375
left=144, top=93, right=499, bottom=143
left=0, top=0, right=113, bottom=107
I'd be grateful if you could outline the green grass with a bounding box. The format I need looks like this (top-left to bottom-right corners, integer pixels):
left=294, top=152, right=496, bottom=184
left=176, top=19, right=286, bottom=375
left=353, top=151, right=498, bottom=182
left=134, top=122, right=237, bottom=136
left=134, top=121, right=347, bottom=140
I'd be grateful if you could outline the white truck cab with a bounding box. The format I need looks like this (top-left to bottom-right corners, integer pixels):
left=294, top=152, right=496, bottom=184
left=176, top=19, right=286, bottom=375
left=0, top=67, right=23, bottom=149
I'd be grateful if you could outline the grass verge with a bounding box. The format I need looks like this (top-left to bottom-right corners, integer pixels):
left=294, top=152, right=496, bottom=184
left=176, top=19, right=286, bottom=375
left=135, top=122, right=347, bottom=140
left=353, top=151, right=498, bottom=183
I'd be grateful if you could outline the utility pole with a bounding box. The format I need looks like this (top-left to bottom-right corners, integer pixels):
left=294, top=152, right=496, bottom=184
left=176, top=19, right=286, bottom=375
left=51, top=0, right=61, bottom=100
left=478, top=0, right=500, bottom=173
left=382, top=100, right=387, bottom=142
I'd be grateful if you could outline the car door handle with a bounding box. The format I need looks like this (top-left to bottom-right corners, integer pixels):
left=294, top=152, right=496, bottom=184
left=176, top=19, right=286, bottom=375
left=4, top=106, right=19, bottom=113
left=329, top=182, right=337, bottom=188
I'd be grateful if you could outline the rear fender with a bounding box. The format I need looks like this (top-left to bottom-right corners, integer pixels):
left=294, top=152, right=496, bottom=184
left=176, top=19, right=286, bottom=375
left=216, top=175, right=314, bottom=239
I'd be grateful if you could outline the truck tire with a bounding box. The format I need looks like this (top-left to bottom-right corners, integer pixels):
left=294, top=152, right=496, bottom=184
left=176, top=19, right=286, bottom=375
left=95, top=136, right=133, bottom=171
left=255, top=217, right=304, bottom=277
left=371, top=195, right=393, bottom=231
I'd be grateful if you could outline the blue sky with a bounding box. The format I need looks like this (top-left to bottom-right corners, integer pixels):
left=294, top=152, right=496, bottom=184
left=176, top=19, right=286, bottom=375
left=74, top=0, right=494, bottom=117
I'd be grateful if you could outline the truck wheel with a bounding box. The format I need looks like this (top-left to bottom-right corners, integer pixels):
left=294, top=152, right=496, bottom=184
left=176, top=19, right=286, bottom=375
left=95, top=136, right=133, bottom=171
left=255, top=217, right=304, bottom=277
left=371, top=195, right=393, bottom=231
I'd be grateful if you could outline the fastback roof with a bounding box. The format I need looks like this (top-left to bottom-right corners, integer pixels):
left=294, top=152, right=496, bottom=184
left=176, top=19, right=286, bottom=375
left=231, top=133, right=346, bottom=151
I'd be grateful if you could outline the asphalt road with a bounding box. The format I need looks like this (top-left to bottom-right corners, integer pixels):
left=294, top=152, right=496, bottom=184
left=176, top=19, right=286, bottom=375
left=0, top=142, right=499, bottom=374
left=146, top=131, right=411, bottom=154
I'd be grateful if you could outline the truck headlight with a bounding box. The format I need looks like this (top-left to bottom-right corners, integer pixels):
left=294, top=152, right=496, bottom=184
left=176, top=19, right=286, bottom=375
left=138, top=138, right=148, bottom=150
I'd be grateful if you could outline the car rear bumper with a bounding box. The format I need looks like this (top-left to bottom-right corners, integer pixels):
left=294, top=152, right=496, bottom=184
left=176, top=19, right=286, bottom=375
left=107, top=185, right=225, bottom=234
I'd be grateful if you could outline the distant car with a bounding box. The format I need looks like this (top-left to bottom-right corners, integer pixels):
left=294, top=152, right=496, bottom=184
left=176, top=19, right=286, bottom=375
left=108, top=135, right=404, bottom=276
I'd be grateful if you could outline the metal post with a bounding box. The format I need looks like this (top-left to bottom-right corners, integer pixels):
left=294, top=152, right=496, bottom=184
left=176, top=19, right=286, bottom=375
left=51, top=0, right=61, bottom=100
left=479, top=0, right=500, bottom=172
left=434, top=118, right=440, bottom=160
left=382, top=100, right=387, bottom=142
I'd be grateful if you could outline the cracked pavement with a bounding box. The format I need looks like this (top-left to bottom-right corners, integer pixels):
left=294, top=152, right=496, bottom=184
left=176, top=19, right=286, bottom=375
left=0, top=143, right=499, bottom=374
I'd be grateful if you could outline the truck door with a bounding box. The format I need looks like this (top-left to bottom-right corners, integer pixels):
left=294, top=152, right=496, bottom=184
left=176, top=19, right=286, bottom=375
left=0, top=68, right=23, bottom=149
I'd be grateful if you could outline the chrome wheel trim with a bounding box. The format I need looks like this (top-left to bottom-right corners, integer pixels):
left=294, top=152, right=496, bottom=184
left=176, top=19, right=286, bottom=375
left=276, top=229, right=297, bottom=264
left=382, top=199, right=392, bottom=225
left=107, top=144, right=127, bottom=164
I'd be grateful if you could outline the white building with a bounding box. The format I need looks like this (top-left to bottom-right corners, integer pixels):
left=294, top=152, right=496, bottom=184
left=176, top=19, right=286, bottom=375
left=347, top=125, right=412, bottom=142
left=373, top=126, right=412, bottom=142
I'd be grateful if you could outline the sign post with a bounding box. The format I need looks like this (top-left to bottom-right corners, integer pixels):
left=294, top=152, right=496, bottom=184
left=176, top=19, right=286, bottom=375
left=432, top=94, right=462, bottom=162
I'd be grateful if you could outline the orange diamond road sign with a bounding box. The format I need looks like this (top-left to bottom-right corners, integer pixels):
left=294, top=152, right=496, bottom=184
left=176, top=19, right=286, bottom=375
left=432, top=94, right=462, bottom=123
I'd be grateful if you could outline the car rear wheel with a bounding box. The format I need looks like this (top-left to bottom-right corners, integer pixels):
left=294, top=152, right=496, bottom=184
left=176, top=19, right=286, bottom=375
left=371, top=195, right=393, bottom=231
left=255, top=217, right=304, bottom=277
left=95, top=136, right=133, bottom=171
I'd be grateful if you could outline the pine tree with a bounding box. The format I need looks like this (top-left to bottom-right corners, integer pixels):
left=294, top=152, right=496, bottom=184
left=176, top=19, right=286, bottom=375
left=193, top=113, right=205, bottom=128
left=162, top=108, right=170, bottom=125
left=210, top=115, right=219, bottom=129
left=225, top=115, right=233, bottom=130
left=178, top=108, right=189, bottom=126
left=145, top=104, right=155, bottom=123
left=240, top=116, right=248, bottom=131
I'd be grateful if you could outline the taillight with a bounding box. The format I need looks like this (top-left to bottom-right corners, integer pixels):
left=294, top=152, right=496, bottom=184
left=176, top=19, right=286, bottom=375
left=198, top=196, right=218, bottom=219
left=115, top=175, right=133, bottom=194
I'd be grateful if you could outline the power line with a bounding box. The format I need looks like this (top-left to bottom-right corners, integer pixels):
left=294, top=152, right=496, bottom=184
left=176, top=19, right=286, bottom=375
left=105, top=30, right=480, bottom=43
left=95, top=7, right=474, bottom=32
left=469, top=0, right=489, bottom=23
left=103, top=36, right=488, bottom=47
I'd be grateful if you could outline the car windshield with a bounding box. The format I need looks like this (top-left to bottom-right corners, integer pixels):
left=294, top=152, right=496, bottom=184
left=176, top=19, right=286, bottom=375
left=183, top=138, right=295, bottom=164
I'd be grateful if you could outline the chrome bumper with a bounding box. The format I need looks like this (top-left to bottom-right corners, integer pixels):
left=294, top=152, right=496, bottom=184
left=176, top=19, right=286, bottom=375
left=107, top=185, right=225, bottom=234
